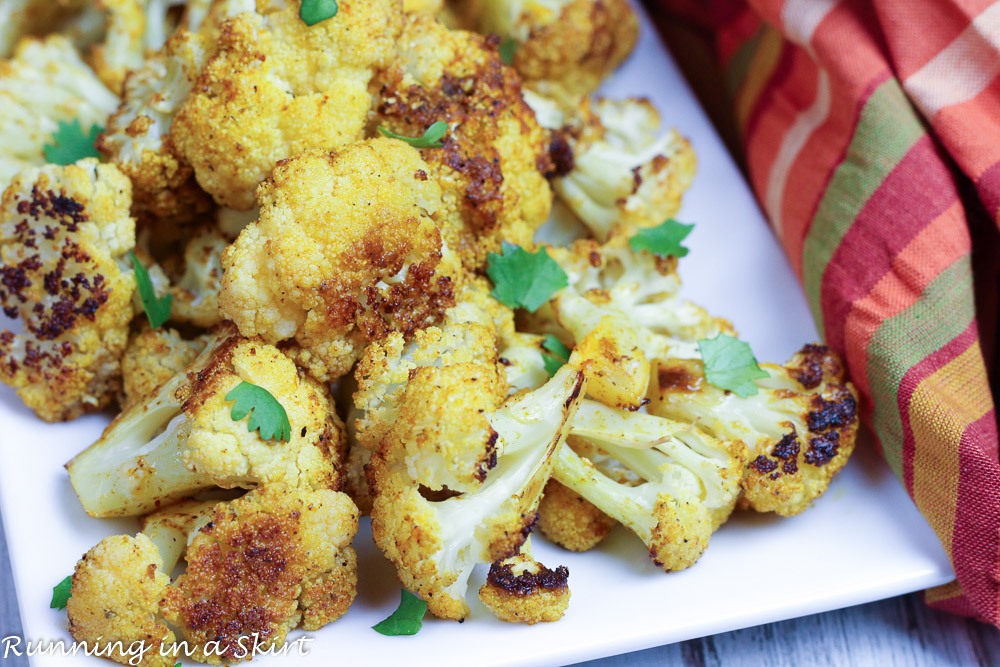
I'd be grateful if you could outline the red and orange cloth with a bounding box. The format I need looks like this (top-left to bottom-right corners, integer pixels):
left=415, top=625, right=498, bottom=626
left=646, top=0, right=1000, bottom=625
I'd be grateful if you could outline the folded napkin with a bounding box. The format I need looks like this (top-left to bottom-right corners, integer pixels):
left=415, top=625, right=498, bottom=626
left=647, top=0, right=1000, bottom=624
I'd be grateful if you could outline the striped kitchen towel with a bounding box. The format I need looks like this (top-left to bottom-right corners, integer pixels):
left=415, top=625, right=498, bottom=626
left=648, top=0, right=1000, bottom=624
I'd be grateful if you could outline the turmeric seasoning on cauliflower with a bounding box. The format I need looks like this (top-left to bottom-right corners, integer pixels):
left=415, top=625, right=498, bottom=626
left=101, top=0, right=402, bottom=218
left=372, top=15, right=554, bottom=270
left=119, top=326, right=206, bottom=409
left=220, top=139, right=460, bottom=383
left=0, top=160, right=136, bottom=422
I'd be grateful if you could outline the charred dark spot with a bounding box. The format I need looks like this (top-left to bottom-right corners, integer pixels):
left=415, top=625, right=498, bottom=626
left=805, top=430, right=840, bottom=466
left=414, top=169, right=427, bottom=181
left=486, top=560, right=568, bottom=595
left=789, top=343, right=832, bottom=389
left=544, top=131, right=575, bottom=179
left=771, top=432, right=800, bottom=474
left=476, top=430, right=500, bottom=482
left=748, top=455, right=778, bottom=474
left=564, top=373, right=584, bottom=408
left=656, top=364, right=703, bottom=393
left=807, top=386, right=856, bottom=432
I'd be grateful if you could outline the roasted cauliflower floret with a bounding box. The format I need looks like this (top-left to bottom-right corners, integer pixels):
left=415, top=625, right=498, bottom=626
left=455, top=0, right=638, bottom=99
left=101, top=0, right=402, bottom=217
left=372, top=16, right=553, bottom=270
left=160, top=224, right=228, bottom=328
left=120, top=326, right=206, bottom=409
left=67, top=325, right=346, bottom=517
left=353, top=321, right=500, bottom=453
left=538, top=235, right=734, bottom=370
left=528, top=94, right=697, bottom=241
left=220, top=140, right=460, bottom=383
left=160, top=485, right=359, bottom=664
left=478, top=540, right=569, bottom=624
left=552, top=399, right=747, bottom=571
left=66, top=533, right=176, bottom=667
left=369, top=366, right=584, bottom=620
left=537, top=478, right=615, bottom=552
left=0, top=36, right=119, bottom=189
left=0, top=160, right=136, bottom=422
left=648, top=344, right=859, bottom=517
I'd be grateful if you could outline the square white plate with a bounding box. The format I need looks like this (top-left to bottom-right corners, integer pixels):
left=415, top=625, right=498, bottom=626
left=0, top=2, right=954, bottom=665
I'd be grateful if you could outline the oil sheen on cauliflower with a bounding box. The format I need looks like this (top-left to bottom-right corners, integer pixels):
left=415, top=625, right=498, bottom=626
left=220, top=139, right=460, bottom=383
left=0, top=160, right=136, bottom=422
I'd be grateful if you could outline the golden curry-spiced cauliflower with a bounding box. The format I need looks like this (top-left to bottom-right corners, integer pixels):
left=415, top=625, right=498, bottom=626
left=0, top=160, right=135, bottom=422
left=220, top=139, right=461, bottom=383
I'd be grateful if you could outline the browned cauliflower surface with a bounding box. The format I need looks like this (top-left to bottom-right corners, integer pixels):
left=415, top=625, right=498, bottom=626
left=0, top=160, right=136, bottom=421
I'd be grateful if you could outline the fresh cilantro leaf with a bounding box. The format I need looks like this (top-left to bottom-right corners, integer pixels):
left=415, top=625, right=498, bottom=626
left=697, top=334, right=768, bottom=398
left=542, top=334, right=571, bottom=377
left=486, top=242, right=568, bottom=312
left=51, top=575, right=72, bottom=610
left=128, top=252, right=173, bottom=328
left=225, top=382, right=292, bottom=442
left=629, top=219, right=694, bottom=259
left=43, top=120, right=102, bottom=165
left=372, top=589, right=427, bottom=636
left=498, top=38, right=519, bottom=65
left=377, top=121, right=449, bottom=148
left=299, top=0, right=338, bottom=25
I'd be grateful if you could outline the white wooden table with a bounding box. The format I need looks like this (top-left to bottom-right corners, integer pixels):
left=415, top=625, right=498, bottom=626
left=1, top=511, right=995, bottom=666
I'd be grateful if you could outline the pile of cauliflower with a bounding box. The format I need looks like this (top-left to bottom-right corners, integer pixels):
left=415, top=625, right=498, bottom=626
left=0, top=0, right=861, bottom=663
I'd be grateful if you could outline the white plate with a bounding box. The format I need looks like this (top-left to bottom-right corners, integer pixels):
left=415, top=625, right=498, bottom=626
left=0, top=3, right=954, bottom=666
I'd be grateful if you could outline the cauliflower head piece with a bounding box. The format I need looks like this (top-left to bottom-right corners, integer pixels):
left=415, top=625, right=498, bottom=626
left=455, top=0, right=638, bottom=99
left=67, top=533, right=177, bottom=667
left=527, top=93, right=697, bottom=241
left=478, top=546, right=570, bottom=624
left=0, top=36, right=119, bottom=190
left=120, top=326, right=207, bottom=409
left=161, top=485, right=359, bottom=664
left=220, top=139, right=460, bottom=383
left=373, top=16, right=553, bottom=270
left=537, top=477, right=616, bottom=552
left=648, top=344, right=860, bottom=517
left=67, top=325, right=347, bottom=517
left=0, top=160, right=136, bottom=422
left=369, top=365, right=584, bottom=620
left=101, top=0, right=402, bottom=217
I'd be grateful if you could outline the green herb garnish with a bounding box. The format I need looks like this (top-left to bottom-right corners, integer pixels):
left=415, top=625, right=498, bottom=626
left=377, top=121, right=449, bottom=148
left=43, top=120, right=102, bottom=165
left=300, top=0, right=338, bottom=25
left=486, top=242, right=568, bottom=312
left=498, top=38, right=519, bottom=65
left=51, top=576, right=72, bottom=610
left=129, top=251, right=172, bottom=329
left=373, top=589, right=427, bottom=636
left=697, top=334, right=768, bottom=398
left=542, top=335, right=571, bottom=377
left=629, top=219, right=694, bottom=259
left=225, top=382, right=292, bottom=442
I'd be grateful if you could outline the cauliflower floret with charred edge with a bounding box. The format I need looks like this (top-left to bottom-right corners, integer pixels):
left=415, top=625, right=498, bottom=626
left=553, top=398, right=747, bottom=572
left=648, top=344, right=859, bottom=517
left=0, top=36, right=119, bottom=190
left=67, top=325, right=346, bottom=517
left=221, top=140, right=460, bottom=383
left=369, top=366, right=585, bottom=620
left=478, top=537, right=569, bottom=624
left=120, top=326, right=206, bottom=409
left=0, top=160, right=136, bottom=422
left=372, top=16, right=554, bottom=270
left=526, top=236, right=733, bottom=408
left=101, top=0, right=402, bottom=218
left=454, top=0, right=638, bottom=100
left=527, top=93, right=697, bottom=241
left=161, top=485, right=359, bottom=664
